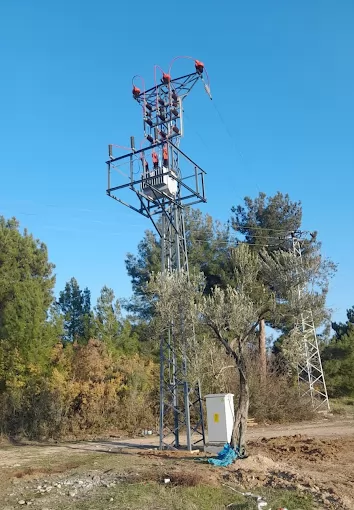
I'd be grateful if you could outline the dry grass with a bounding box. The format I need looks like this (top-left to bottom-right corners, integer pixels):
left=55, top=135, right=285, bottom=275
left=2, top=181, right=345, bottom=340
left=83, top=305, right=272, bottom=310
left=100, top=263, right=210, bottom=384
left=11, top=461, right=81, bottom=479
left=166, top=470, right=216, bottom=487
left=0, top=442, right=317, bottom=510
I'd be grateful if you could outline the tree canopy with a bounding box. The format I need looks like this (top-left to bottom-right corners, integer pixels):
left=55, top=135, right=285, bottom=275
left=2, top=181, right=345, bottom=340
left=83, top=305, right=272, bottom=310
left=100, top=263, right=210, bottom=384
left=149, top=240, right=325, bottom=451
left=125, top=208, right=231, bottom=319
left=322, top=307, right=354, bottom=397
left=0, top=216, right=56, bottom=369
left=231, top=191, right=302, bottom=248
left=0, top=189, right=349, bottom=443
left=56, top=277, right=93, bottom=343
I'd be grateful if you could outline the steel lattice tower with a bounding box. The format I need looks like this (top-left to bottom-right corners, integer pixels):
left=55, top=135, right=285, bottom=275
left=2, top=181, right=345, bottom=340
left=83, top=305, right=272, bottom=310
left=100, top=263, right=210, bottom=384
left=106, top=60, right=211, bottom=449
left=291, top=233, right=330, bottom=411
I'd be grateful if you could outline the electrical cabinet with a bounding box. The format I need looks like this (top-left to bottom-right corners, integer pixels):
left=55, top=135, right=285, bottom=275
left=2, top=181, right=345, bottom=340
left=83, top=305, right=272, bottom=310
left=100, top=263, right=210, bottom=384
left=205, top=393, right=234, bottom=444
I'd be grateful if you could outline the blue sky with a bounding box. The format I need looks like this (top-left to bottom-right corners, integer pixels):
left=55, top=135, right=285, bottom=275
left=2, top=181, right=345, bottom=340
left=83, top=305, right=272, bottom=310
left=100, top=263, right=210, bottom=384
left=1, top=0, right=353, bottom=323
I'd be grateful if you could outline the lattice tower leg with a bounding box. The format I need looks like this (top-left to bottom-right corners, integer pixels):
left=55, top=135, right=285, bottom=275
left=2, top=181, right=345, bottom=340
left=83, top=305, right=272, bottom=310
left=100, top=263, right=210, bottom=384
left=159, top=202, right=205, bottom=450
left=292, top=238, right=330, bottom=411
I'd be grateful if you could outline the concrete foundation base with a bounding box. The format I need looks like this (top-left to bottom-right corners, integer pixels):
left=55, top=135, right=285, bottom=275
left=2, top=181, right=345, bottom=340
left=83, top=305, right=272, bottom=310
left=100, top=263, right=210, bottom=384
left=204, top=443, right=226, bottom=454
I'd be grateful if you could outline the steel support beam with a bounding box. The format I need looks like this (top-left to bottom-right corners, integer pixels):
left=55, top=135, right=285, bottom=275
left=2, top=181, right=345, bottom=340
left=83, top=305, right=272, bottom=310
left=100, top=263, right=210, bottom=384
left=106, top=67, right=209, bottom=450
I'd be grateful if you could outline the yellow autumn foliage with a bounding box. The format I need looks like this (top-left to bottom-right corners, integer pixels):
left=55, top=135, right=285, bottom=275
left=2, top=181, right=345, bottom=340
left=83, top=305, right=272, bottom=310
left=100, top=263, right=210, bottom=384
left=0, top=338, right=158, bottom=439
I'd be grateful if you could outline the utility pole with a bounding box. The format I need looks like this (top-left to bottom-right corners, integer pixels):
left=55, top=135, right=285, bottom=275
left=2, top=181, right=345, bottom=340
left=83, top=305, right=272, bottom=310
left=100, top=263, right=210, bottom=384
left=106, top=58, right=211, bottom=449
left=291, top=232, right=330, bottom=411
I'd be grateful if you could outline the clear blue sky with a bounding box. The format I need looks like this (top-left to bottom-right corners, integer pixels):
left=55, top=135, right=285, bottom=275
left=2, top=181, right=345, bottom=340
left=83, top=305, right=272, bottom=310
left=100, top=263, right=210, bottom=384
left=1, top=0, right=353, bottom=323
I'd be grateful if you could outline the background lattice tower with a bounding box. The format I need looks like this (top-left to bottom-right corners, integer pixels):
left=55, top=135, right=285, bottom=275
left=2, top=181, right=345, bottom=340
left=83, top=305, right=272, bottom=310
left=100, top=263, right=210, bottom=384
left=106, top=60, right=211, bottom=450
left=291, top=233, right=330, bottom=411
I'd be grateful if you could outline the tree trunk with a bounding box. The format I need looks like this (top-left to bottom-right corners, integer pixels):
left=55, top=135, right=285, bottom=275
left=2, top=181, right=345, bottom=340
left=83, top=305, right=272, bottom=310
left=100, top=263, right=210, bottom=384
left=259, top=318, right=267, bottom=381
left=231, top=359, right=249, bottom=454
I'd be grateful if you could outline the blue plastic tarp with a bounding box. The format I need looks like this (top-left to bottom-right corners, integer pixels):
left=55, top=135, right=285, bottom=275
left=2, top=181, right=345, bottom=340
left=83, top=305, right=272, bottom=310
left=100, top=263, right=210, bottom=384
left=208, top=443, right=238, bottom=467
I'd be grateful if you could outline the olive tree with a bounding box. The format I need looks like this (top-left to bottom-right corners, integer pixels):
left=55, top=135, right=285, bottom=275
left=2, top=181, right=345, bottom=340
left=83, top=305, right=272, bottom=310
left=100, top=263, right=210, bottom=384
left=200, top=244, right=274, bottom=452
left=150, top=242, right=333, bottom=453
left=148, top=270, right=208, bottom=386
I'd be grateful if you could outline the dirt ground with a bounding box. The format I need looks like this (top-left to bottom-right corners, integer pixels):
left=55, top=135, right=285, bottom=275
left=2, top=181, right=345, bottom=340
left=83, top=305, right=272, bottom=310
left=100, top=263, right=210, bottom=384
left=1, top=418, right=353, bottom=509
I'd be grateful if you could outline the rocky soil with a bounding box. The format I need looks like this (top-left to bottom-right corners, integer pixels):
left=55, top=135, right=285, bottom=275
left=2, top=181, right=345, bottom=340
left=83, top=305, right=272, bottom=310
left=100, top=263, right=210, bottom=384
left=1, top=419, right=353, bottom=509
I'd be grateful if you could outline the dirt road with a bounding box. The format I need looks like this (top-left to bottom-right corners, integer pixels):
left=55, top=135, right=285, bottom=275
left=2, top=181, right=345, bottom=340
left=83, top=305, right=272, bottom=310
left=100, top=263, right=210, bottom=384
left=1, top=417, right=353, bottom=509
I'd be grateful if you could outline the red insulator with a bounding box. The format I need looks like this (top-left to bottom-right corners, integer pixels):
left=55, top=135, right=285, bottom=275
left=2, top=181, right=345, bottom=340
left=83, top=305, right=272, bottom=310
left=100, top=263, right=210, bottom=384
left=162, top=73, right=171, bottom=83
left=195, top=60, right=204, bottom=74
left=163, top=145, right=168, bottom=162
left=132, top=86, right=141, bottom=98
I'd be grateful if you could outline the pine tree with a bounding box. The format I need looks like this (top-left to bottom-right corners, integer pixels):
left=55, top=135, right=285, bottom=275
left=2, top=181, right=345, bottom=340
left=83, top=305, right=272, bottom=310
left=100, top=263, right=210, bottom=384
left=94, top=286, right=139, bottom=354
left=57, top=277, right=93, bottom=343
left=0, top=216, right=56, bottom=369
left=231, top=192, right=335, bottom=379
left=322, top=307, right=354, bottom=397
left=125, top=208, right=230, bottom=319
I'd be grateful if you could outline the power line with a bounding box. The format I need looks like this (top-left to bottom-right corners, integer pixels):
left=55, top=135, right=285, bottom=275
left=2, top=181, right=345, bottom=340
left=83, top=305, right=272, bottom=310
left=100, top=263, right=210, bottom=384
left=1, top=205, right=307, bottom=238
left=211, top=99, right=261, bottom=195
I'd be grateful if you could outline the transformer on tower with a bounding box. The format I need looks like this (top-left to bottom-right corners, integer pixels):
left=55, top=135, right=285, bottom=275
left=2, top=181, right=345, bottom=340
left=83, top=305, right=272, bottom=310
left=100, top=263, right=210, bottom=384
left=106, top=57, right=212, bottom=450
